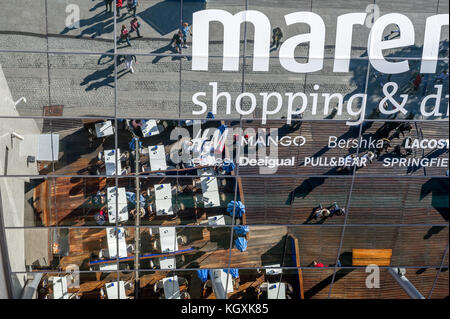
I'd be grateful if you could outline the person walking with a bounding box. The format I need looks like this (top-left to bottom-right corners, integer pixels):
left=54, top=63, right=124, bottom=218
left=271, top=27, right=283, bottom=50
left=181, top=22, right=192, bottom=48
left=130, top=17, right=142, bottom=38
left=170, top=30, right=183, bottom=53
left=105, top=0, right=113, bottom=13
left=117, top=25, right=131, bottom=46
left=330, top=202, right=346, bottom=216
left=436, top=70, right=448, bottom=84
left=116, top=0, right=123, bottom=17
left=124, top=54, right=137, bottom=74
left=127, top=0, right=138, bottom=17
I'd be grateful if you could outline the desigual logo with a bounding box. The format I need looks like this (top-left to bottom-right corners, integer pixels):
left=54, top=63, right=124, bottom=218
left=192, top=10, right=448, bottom=74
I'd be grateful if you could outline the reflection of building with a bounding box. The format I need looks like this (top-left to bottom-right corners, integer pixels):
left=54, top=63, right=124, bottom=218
left=0, top=0, right=448, bottom=300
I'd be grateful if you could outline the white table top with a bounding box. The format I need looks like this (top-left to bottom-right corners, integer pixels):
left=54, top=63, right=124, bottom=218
left=154, top=184, right=172, bottom=200
left=104, top=149, right=122, bottom=176
left=159, top=227, right=178, bottom=253
left=51, top=276, right=69, bottom=299
left=163, top=276, right=181, bottom=299
left=159, top=256, right=176, bottom=270
left=267, top=282, right=286, bottom=299
left=198, top=168, right=215, bottom=176
left=95, top=121, right=114, bottom=138
left=203, top=192, right=221, bottom=208
left=99, top=263, right=118, bottom=271
left=106, top=227, right=128, bottom=258
left=148, top=145, right=167, bottom=171
left=208, top=215, right=226, bottom=226
left=107, top=187, right=129, bottom=223
left=211, top=269, right=234, bottom=294
left=200, top=176, right=219, bottom=193
left=197, top=169, right=220, bottom=207
left=265, top=264, right=283, bottom=275
left=105, top=281, right=126, bottom=299
left=154, top=184, right=174, bottom=215
left=37, top=134, right=59, bottom=161
left=141, top=120, right=160, bottom=137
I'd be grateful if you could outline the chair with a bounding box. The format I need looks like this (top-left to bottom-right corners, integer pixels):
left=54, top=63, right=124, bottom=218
left=177, top=235, right=188, bottom=246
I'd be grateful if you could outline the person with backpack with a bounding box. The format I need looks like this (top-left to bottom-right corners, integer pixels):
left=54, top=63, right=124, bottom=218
left=130, top=17, right=142, bottom=38
left=117, top=25, right=131, bottom=46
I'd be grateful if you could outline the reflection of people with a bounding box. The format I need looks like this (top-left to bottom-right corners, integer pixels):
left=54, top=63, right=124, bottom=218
left=312, top=261, right=325, bottom=267
left=124, top=55, right=137, bottom=73
left=436, top=70, right=448, bottom=84
left=181, top=22, right=192, bottom=48
left=126, top=0, right=138, bottom=17
left=330, top=202, right=346, bottom=216
left=116, top=0, right=123, bottom=17
left=118, top=25, right=131, bottom=46
left=271, top=27, right=284, bottom=50
left=171, top=30, right=183, bottom=53
left=95, top=209, right=107, bottom=225
left=130, top=18, right=142, bottom=38
left=314, top=205, right=330, bottom=220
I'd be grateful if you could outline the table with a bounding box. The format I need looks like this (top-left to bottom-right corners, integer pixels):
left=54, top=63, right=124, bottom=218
left=106, top=227, right=128, bottom=258
left=95, top=120, right=114, bottom=137
left=159, top=227, right=178, bottom=253
left=184, top=120, right=202, bottom=126
left=107, top=187, right=129, bottom=223
left=197, top=171, right=221, bottom=207
left=141, top=120, right=160, bottom=137
left=105, top=281, right=126, bottom=299
left=267, top=283, right=286, bottom=299
left=265, top=264, right=283, bottom=275
left=51, top=276, right=69, bottom=299
left=208, top=215, right=226, bottom=226
left=104, top=149, right=122, bottom=175
left=159, top=256, right=176, bottom=270
left=163, top=276, right=181, bottom=299
left=148, top=145, right=167, bottom=171
left=37, top=134, right=59, bottom=161
left=210, top=269, right=234, bottom=297
left=99, top=263, right=118, bottom=271
left=154, top=184, right=174, bottom=216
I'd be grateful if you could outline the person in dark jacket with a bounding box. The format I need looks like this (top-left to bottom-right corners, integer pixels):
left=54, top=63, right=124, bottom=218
left=105, top=0, right=113, bottom=13
left=127, top=0, right=138, bottom=17
left=271, top=27, right=284, bottom=50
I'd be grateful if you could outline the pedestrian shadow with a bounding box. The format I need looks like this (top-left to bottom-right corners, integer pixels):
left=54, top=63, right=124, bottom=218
left=151, top=44, right=178, bottom=63
left=80, top=64, right=115, bottom=91
left=61, top=11, right=113, bottom=38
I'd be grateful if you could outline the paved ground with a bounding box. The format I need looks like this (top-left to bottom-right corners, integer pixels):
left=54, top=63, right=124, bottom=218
left=0, top=0, right=447, bottom=119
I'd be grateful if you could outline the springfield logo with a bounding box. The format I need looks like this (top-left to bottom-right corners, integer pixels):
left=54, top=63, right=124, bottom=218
left=190, top=10, right=449, bottom=125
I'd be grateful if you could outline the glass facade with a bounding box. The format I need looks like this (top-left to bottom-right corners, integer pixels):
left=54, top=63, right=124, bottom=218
left=0, top=0, right=448, bottom=300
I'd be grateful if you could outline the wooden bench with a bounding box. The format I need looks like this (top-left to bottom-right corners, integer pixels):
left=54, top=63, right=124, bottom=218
left=352, top=249, right=392, bottom=266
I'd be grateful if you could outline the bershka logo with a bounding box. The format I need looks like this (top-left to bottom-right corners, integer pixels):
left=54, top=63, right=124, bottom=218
left=192, top=10, right=448, bottom=74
